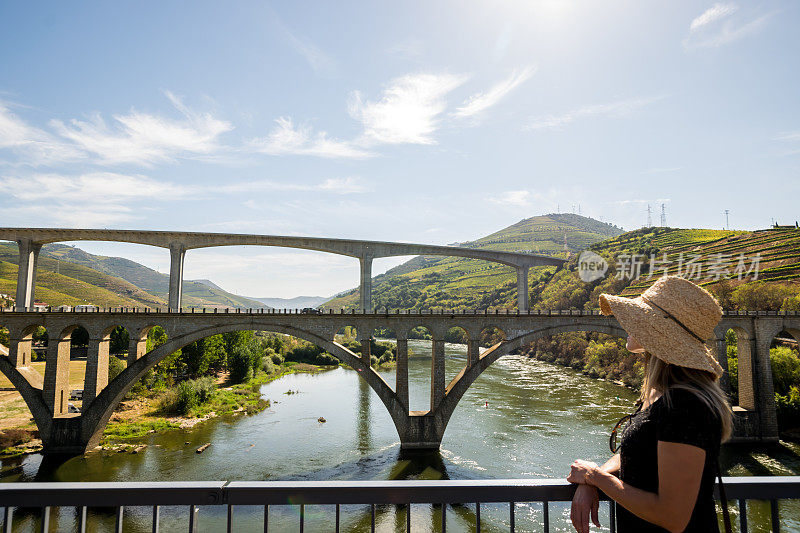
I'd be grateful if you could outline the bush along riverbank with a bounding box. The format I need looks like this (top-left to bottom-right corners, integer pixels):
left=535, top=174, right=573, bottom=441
left=99, top=361, right=322, bottom=451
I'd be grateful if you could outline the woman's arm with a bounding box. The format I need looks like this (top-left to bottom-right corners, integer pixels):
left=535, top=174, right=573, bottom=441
left=570, top=454, right=621, bottom=533
left=569, top=442, right=705, bottom=533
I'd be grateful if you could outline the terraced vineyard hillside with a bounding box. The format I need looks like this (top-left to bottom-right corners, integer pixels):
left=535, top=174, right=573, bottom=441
left=589, top=226, right=800, bottom=297
left=324, top=213, right=624, bottom=310
left=0, top=243, right=267, bottom=309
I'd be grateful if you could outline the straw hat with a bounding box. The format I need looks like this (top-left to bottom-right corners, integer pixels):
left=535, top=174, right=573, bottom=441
left=598, top=275, right=723, bottom=377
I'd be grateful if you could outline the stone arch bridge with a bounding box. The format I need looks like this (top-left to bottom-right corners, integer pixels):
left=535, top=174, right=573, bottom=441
left=0, top=308, right=794, bottom=454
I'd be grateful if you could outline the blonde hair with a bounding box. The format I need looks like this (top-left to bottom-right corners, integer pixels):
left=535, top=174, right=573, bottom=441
left=639, top=353, right=733, bottom=442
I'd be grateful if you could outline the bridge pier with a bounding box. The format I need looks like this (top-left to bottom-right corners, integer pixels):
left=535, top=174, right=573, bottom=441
left=43, top=335, right=70, bottom=417
left=467, top=339, right=480, bottom=367
left=14, top=239, right=41, bottom=312
left=395, top=337, right=409, bottom=409
left=83, top=337, right=107, bottom=410
left=168, top=243, right=186, bottom=312
left=359, top=254, right=373, bottom=311
left=127, top=336, right=147, bottom=365
left=8, top=335, right=32, bottom=367
left=753, top=320, right=779, bottom=440
left=399, top=413, right=445, bottom=451
left=431, top=339, right=445, bottom=410
left=516, top=266, right=529, bottom=313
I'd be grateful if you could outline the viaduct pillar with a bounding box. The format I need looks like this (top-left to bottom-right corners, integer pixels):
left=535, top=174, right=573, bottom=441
left=9, top=335, right=32, bottom=367
left=43, top=334, right=70, bottom=416
left=127, top=336, right=147, bottom=366
left=83, top=337, right=107, bottom=410
left=431, top=338, right=445, bottom=410
left=15, top=239, right=41, bottom=312
left=516, top=266, right=529, bottom=313
left=359, top=254, right=373, bottom=312
left=753, top=320, right=779, bottom=441
left=395, top=335, right=409, bottom=410
left=168, top=243, right=186, bottom=312
left=467, top=338, right=481, bottom=367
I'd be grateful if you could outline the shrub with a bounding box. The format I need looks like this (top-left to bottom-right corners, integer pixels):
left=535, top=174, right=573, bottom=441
left=175, top=381, right=199, bottom=414
left=108, top=356, right=125, bottom=382
left=770, top=346, right=800, bottom=397
left=0, top=428, right=36, bottom=449
left=270, top=353, right=284, bottom=365
left=262, top=357, right=276, bottom=374
left=194, top=376, right=216, bottom=403
left=776, top=386, right=800, bottom=430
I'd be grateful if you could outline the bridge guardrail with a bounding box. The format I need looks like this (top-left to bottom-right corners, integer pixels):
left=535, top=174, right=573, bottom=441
left=1, top=477, right=796, bottom=532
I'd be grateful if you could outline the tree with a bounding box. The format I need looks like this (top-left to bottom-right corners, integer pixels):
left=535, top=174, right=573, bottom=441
left=109, top=326, right=129, bottom=355
left=228, top=338, right=263, bottom=383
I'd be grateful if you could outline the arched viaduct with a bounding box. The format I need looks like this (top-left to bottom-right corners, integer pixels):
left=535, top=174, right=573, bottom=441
left=0, top=309, right=793, bottom=454
left=0, top=227, right=564, bottom=313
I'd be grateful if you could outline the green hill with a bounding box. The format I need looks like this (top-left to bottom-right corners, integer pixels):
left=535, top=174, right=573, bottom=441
left=0, top=242, right=267, bottom=309
left=323, top=213, right=624, bottom=310
left=587, top=226, right=800, bottom=298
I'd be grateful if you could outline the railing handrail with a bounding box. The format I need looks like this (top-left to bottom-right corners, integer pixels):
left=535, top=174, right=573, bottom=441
left=2, top=477, right=799, bottom=507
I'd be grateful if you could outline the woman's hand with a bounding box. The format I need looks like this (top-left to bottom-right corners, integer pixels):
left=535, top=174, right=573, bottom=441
left=570, top=484, right=601, bottom=533
left=567, top=459, right=599, bottom=485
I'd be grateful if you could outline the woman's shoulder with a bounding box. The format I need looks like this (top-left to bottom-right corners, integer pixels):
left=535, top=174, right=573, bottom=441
left=653, top=387, right=716, bottom=420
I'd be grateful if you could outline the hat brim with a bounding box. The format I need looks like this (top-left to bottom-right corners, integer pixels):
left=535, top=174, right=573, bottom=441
left=599, top=293, right=723, bottom=378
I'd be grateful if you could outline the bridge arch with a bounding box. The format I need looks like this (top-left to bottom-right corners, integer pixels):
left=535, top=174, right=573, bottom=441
left=437, top=322, right=628, bottom=445
left=81, top=322, right=406, bottom=450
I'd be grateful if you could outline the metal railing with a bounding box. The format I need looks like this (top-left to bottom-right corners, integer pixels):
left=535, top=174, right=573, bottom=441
left=3, top=306, right=799, bottom=316
left=2, top=477, right=799, bottom=532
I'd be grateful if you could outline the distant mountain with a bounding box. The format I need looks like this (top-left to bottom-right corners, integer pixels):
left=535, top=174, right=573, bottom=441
left=324, top=213, right=624, bottom=309
left=0, top=242, right=267, bottom=309
left=250, top=296, right=328, bottom=309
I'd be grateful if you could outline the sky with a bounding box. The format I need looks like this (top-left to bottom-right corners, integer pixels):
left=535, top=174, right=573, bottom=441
left=1, top=1, right=798, bottom=298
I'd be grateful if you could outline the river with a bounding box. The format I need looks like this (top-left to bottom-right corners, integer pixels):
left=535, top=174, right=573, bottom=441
left=2, top=340, right=799, bottom=532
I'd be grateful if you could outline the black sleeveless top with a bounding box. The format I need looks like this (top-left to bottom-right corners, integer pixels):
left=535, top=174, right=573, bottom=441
left=617, top=388, right=721, bottom=532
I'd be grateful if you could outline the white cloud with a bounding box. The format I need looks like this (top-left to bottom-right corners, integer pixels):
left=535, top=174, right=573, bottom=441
left=775, top=131, right=800, bottom=142
left=49, top=91, right=233, bottom=165
left=211, top=176, right=369, bottom=195
left=689, top=3, right=738, bottom=32
left=349, top=73, right=468, bottom=145
left=526, top=96, right=662, bottom=131
left=249, top=117, right=372, bottom=159
left=453, top=66, right=536, bottom=119
left=488, top=190, right=532, bottom=207
left=683, top=5, right=770, bottom=49
left=0, top=102, right=83, bottom=165
left=0, top=172, right=186, bottom=202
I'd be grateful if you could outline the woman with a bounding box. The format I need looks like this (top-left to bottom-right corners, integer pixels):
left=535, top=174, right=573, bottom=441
left=567, top=275, right=733, bottom=533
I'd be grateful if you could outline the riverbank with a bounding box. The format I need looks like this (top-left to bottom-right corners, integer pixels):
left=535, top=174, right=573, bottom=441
left=0, top=361, right=330, bottom=458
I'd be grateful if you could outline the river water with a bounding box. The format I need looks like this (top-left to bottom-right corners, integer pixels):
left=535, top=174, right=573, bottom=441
left=2, top=340, right=799, bottom=532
